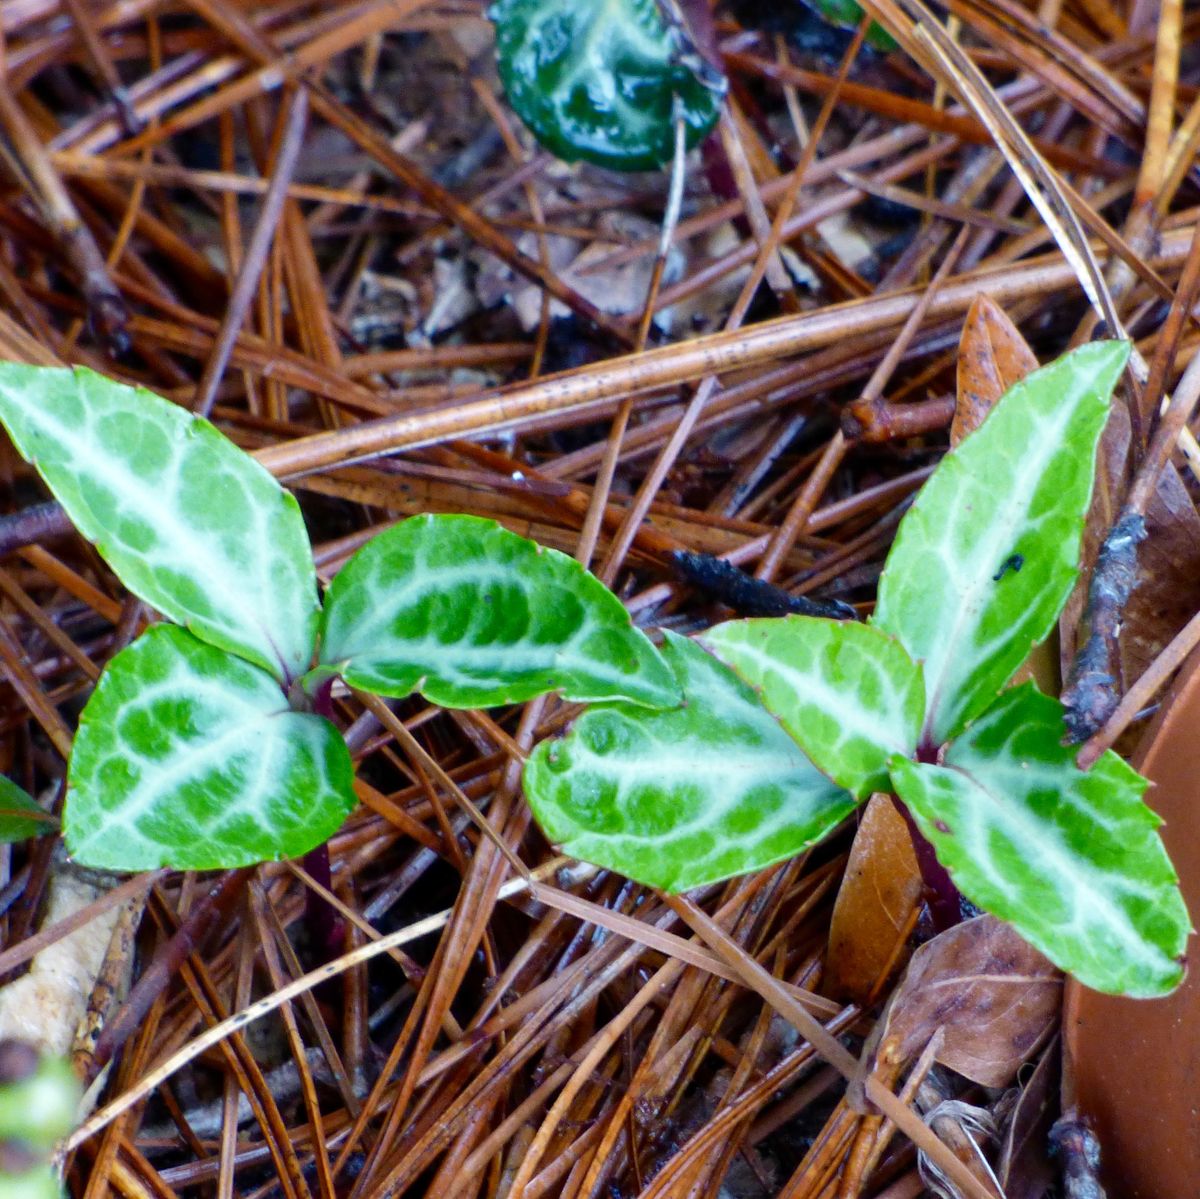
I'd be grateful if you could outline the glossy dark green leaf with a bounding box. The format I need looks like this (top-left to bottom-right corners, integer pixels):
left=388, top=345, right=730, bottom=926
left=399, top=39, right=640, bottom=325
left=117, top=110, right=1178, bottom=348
left=319, top=514, right=680, bottom=710
left=890, top=684, right=1190, bottom=997
left=491, top=0, right=725, bottom=171
left=805, top=0, right=897, bottom=51
left=524, top=633, right=856, bottom=891
left=67, top=626, right=356, bottom=870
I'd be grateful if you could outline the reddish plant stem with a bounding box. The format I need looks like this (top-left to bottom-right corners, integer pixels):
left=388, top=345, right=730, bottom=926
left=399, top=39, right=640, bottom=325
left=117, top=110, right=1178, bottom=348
left=891, top=740, right=963, bottom=932
left=301, top=843, right=343, bottom=963
left=300, top=678, right=343, bottom=960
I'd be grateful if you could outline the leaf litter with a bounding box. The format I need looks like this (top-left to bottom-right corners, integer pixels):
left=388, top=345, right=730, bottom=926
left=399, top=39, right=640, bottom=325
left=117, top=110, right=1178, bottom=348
left=0, top=0, right=1194, bottom=1195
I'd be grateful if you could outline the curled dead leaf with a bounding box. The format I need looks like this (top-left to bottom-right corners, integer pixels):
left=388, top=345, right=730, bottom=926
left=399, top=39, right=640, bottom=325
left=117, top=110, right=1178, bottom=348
left=953, top=295, right=1039, bottom=446
left=825, top=794, right=922, bottom=1003
left=870, top=915, right=1061, bottom=1089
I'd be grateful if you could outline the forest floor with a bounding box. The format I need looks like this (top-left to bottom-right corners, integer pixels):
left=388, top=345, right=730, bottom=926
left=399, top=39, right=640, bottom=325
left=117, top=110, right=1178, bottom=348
left=0, top=0, right=1197, bottom=1195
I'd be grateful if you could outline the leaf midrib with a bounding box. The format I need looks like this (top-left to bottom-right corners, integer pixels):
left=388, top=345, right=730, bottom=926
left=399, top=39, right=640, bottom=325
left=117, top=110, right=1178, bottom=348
left=922, top=397, right=1080, bottom=742
left=940, top=761, right=1167, bottom=974
left=19, top=389, right=302, bottom=675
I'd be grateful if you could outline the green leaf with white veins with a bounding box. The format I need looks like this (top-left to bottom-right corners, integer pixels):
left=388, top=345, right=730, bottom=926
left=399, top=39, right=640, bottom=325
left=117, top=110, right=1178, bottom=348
left=319, top=514, right=680, bottom=710
left=0, top=365, right=318, bottom=682
left=701, top=617, right=924, bottom=799
left=890, top=683, right=1189, bottom=997
left=491, top=0, right=725, bottom=172
left=67, top=625, right=356, bottom=870
left=524, top=633, right=855, bottom=892
left=874, top=341, right=1128, bottom=745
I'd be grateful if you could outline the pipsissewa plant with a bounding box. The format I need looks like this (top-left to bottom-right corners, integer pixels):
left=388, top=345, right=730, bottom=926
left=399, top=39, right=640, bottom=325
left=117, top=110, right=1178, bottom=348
left=487, top=0, right=896, bottom=177
left=0, top=363, right=680, bottom=872
left=0, top=342, right=1188, bottom=997
left=524, top=340, right=1190, bottom=998
left=489, top=0, right=725, bottom=171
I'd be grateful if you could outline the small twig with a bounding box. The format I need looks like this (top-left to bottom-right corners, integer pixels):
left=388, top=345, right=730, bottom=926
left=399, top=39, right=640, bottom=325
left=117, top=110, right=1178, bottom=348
left=841, top=393, right=956, bottom=442
left=0, top=502, right=75, bottom=556
left=1060, top=511, right=1147, bottom=743
left=669, top=550, right=857, bottom=619
left=1064, top=336, right=1200, bottom=741
left=1076, top=603, right=1200, bottom=769
left=250, top=228, right=1200, bottom=480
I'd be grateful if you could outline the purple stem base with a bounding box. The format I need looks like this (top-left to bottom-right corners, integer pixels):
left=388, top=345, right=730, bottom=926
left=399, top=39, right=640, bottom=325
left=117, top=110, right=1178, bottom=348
left=302, top=842, right=344, bottom=963
left=301, top=678, right=344, bottom=960
left=889, top=793, right=963, bottom=934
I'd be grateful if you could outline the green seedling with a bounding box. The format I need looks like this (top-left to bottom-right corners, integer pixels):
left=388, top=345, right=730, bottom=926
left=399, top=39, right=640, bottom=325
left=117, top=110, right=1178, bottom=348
left=0, top=364, right=679, bottom=872
left=0, top=341, right=1188, bottom=997
left=525, top=341, right=1190, bottom=997
left=490, top=0, right=725, bottom=171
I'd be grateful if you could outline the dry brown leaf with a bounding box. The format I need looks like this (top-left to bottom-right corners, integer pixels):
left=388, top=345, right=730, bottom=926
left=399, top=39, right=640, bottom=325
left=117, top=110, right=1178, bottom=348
left=873, top=915, right=1061, bottom=1089
left=998, top=1038, right=1060, bottom=1199
left=952, top=294, right=1039, bottom=446
left=1063, top=401, right=1200, bottom=720
left=824, top=794, right=923, bottom=1004
left=1123, top=463, right=1200, bottom=683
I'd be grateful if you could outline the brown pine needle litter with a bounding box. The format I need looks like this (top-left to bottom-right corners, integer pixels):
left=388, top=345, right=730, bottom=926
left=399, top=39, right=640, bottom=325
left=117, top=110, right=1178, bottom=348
left=0, top=0, right=1196, bottom=1195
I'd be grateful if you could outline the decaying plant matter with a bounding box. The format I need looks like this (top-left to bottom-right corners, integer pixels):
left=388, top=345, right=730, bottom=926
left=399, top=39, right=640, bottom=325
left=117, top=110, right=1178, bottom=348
left=0, top=0, right=1197, bottom=1195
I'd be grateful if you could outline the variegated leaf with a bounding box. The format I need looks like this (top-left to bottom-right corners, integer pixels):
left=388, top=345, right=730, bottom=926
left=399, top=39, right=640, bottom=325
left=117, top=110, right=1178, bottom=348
left=491, top=0, right=724, bottom=172
left=524, top=632, right=856, bottom=891
left=890, top=683, right=1189, bottom=997
left=67, top=625, right=356, bottom=870
left=0, top=365, right=318, bottom=682
left=701, top=617, right=924, bottom=798
left=874, top=341, right=1128, bottom=744
left=319, top=514, right=680, bottom=710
